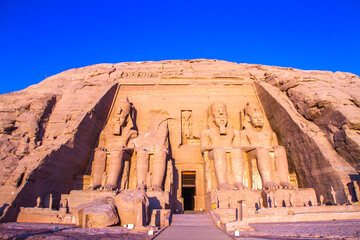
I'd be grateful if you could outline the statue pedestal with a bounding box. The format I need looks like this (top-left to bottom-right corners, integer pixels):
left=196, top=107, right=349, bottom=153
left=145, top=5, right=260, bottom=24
left=262, top=188, right=317, bottom=208
left=206, top=189, right=262, bottom=211
left=17, top=207, right=73, bottom=224
left=146, top=191, right=170, bottom=209
left=73, top=198, right=119, bottom=228
left=206, top=188, right=317, bottom=211
left=146, top=191, right=171, bottom=227
left=66, top=190, right=116, bottom=211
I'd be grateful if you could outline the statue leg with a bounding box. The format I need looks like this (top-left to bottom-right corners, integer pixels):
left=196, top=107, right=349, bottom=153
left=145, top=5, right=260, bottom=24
left=104, top=150, right=125, bottom=190
left=231, top=149, right=245, bottom=189
left=274, top=146, right=293, bottom=189
left=136, top=150, right=149, bottom=190
left=91, top=148, right=107, bottom=189
left=213, top=149, right=232, bottom=190
left=255, top=148, right=279, bottom=189
left=151, top=150, right=167, bottom=191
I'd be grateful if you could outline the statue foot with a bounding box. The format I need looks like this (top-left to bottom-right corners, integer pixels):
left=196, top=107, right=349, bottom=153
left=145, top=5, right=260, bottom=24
left=280, top=182, right=294, bottom=189
left=137, top=184, right=146, bottom=190
left=103, top=184, right=117, bottom=191
left=234, top=183, right=246, bottom=190
left=89, top=184, right=101, bottom=190
left=90, top=185, right=101, bottom=190
left=263, top=182, right=280, bottom=190
left=218, top=183, right=232, bottom=191
left=151, top=185, right=163, bottom=191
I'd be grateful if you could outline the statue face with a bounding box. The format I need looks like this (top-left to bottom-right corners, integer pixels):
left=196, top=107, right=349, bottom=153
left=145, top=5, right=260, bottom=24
left=116, top=103, right=131, bottom=127
left=210, top=102, right=228, bottom=128
left=249, top=111, right=264, bottom=128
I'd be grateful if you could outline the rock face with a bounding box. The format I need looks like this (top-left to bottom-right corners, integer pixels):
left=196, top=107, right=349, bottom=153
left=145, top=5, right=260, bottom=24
left=0, top=59, right=359, bottom=222
left=263, top=69, right=360, bottom=173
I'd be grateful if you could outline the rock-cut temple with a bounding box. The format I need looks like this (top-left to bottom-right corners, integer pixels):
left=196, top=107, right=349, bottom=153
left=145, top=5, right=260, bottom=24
left=0, top=59, right=359, bottom=230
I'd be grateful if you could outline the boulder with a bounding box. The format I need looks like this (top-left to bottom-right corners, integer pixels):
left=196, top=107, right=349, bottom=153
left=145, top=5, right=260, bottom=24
left=72, top=197, right=119, bottom=228
left=115, top=189, right=149, bottom=226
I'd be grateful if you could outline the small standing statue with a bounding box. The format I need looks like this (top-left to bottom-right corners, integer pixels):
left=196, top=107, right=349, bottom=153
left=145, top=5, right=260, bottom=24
left=36, top=197, right=41, bottom=208
left=319, top=194, right=324, bottom=206
left=331, top=186, right=337, bottom=205
left=258, top=197, right=262, bottom=209
left=347, top=194, right=352, bottom=205
left=273, top=195, right=277, bottom=208
left=289, top=194, right=293, bottom=207
left=49, top=194, right=53, bottom=210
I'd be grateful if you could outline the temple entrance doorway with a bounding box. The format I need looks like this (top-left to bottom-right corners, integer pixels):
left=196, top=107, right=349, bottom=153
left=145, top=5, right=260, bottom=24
left=182, top=171, right=196, bottom=211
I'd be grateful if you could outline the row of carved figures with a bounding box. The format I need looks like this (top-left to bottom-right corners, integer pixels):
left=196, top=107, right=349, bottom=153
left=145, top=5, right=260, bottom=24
left=89, top=98, right=294, bottom=192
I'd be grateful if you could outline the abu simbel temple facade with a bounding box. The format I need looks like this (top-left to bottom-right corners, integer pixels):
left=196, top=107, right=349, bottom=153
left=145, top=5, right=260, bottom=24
left=0, top=60, right=360, bottom=231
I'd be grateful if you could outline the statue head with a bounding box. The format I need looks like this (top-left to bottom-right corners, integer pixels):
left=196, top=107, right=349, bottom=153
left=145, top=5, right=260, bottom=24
left=117, top=97, right=131, bottom=126
left=113, top=97, right=133, bottom=135
left=148, top=109, right=169, bottom=131
left=244, top=103, right=264, bottom=128
left=209, top=102, right=228, bottom=134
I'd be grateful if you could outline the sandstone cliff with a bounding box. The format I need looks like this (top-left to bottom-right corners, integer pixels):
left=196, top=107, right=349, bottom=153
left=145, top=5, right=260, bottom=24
left=0, top=59, right=359, bottom=221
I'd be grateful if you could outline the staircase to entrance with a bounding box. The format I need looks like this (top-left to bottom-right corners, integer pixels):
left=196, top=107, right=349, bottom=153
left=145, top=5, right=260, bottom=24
left=154, top=214, right=233, bottom=239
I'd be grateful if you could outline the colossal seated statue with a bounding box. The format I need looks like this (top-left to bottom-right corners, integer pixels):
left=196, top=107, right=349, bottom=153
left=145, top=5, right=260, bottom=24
left=242, top=102, right=293, bottom=189
left=133, top=110, right=169, bottom=191
left=200, top=102, right=245, bottom=190
left=90, top=98, right=137, bottom=190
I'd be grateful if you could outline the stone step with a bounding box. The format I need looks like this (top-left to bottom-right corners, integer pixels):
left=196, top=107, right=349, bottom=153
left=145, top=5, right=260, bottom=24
left=155, top=214, right=233, bottom=240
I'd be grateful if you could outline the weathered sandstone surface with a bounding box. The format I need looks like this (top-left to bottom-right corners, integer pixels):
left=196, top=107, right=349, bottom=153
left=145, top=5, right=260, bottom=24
left=0, top=59, right=359, bottom=221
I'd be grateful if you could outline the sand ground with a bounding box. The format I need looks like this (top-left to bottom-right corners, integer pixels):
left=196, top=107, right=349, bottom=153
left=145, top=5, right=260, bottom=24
left=1, top=219, right=359, bottom=239
left=0, top=223, right=153, bottom=240
left=233, top=220, right=360, bottom=240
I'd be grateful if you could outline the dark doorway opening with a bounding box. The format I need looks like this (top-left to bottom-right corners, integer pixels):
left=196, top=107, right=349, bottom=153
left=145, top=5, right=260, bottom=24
left=182, top=171, right=196, bottom=211
left=182, top=187, right=195, bottom=211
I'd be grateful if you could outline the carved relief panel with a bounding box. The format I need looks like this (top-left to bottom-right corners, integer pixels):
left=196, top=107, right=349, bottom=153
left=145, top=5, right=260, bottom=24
left=181, top=110, right=193, bottom=145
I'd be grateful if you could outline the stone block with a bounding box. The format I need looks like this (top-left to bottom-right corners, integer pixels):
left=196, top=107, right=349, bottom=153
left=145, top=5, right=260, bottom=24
left=115, top=189, right=149, bottom=226
left=17, top=207, right=73, bottom=224
left=146, top=191, right=170, bottom=209
left=210, top=189, right=262, bottom=211
left=72, top=196, right=119, bottom=228
left=67, top=190, right=116, bottom=211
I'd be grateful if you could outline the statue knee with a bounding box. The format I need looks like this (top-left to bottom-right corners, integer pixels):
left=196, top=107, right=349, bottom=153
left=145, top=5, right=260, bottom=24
left=230, top=149, right=242, bottom=159
left=109, top=150, right=124, bottom=162
left=255, top=148, right=270, bottom=159
left=274, top=146, right=286, bottom=158
left=154, top=150, right=166, bottom=162
left=213, top=149, right=226, bottom=160
left=136, top=151, right=148, bottom=162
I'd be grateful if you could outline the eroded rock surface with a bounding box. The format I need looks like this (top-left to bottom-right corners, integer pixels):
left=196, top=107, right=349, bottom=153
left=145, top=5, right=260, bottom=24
left=262, top=69, right=360, bottom=172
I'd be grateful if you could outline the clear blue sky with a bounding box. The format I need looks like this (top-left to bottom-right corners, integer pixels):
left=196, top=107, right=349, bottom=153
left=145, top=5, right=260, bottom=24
left=1, top=0, right=359, bottom=94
